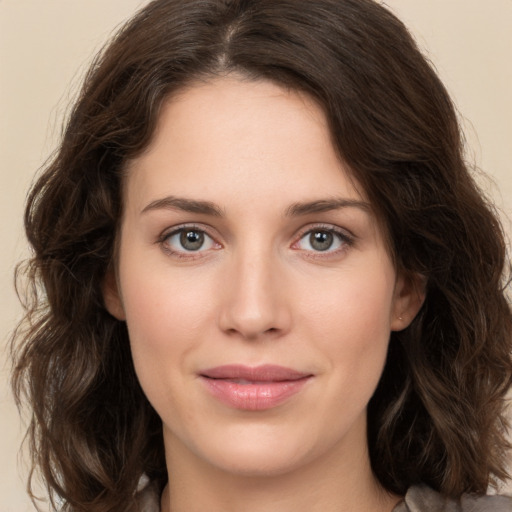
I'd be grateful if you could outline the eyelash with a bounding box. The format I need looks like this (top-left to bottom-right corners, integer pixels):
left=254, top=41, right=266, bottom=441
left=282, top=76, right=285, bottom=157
left=157, top=223, right=355, bottom=260
left=158, top=224, right=220, bottom=259
left=292, top=224, right=355, bottom=257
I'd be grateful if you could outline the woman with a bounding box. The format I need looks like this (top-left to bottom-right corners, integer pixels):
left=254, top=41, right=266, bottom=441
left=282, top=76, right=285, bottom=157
left=11, top=0, right=512, bottom=511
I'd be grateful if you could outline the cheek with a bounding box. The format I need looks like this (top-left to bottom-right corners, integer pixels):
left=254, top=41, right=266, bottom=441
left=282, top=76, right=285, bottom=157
left=303, top=264, right=395, bottom=380
left=121, top=249, right=215, bottom=332
left=118, top=255, right=217, bottom=388
left=304, top=262, right=396, bottom=337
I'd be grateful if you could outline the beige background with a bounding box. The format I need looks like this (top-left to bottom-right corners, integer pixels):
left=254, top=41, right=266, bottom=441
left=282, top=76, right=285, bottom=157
left=1, top=1, right=511, bottom=510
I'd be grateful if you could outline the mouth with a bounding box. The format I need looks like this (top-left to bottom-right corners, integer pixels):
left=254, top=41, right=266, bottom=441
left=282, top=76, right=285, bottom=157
left=199, top=364, right=313, bottom=410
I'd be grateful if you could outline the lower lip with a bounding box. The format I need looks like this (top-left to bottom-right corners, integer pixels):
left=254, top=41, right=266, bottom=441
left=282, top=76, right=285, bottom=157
left=200, top=377, right=311, bottom=410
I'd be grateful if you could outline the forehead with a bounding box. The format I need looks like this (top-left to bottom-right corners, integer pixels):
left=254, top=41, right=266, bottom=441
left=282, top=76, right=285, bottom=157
left=124, top=76, right=367, bottom=212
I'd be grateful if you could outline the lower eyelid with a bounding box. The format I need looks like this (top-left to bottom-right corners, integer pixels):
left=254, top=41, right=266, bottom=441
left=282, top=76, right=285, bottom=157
left=159, top=226, right=219, bottom=253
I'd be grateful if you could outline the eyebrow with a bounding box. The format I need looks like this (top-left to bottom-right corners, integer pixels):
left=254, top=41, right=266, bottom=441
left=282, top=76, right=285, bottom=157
left=141, top=195, right=370, bottom=217
left=141, top=196, right=224, bottom=216
left=285, top=198, right=371, bottom=216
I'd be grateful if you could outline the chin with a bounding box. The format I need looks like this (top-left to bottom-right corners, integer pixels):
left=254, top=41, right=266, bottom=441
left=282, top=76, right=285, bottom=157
left=195, top=424, right=348, bottom=480
left=165, top=421, right=319, bottom=478
left=205, top=447, right=310, bottom=478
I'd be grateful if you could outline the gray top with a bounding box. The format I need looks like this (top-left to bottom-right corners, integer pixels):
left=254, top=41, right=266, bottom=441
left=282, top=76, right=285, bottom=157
left=133, top=478, right=512, bottom=512
left=394, top=484, right=512, bottom=511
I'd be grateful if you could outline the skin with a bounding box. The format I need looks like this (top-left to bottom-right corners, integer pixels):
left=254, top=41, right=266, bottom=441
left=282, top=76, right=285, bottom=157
left=104, top=76, right=424, bottom=512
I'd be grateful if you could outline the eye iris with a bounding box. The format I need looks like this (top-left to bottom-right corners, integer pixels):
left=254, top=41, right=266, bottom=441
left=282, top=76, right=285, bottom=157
left=180, top=230, right=204, bottom=251
left=310, top=231, right=333, bottom=251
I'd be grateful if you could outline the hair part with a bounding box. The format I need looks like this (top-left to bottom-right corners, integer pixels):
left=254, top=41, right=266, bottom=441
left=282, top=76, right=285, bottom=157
left=11, top=1, right=512, bottom=510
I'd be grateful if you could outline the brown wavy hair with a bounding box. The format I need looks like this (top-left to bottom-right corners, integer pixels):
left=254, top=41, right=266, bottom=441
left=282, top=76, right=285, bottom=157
left=11, top=0, right=512, bottom=510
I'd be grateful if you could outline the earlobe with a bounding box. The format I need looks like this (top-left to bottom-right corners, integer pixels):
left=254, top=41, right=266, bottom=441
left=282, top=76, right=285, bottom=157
left=102, top=270, right=126, bottom=321
left=390, top=272, right=426, bottom=331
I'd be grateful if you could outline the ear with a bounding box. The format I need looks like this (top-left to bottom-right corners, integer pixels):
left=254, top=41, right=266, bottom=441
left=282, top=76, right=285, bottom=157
left=102, top=269, right=126, bottom=321
left=390, top=271, right=426, bottom=331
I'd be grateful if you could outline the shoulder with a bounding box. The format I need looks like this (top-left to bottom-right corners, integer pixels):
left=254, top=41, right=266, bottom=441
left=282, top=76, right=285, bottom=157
left=131, top=475, right=161, bottom=512
left=131, top=479, right=512, bottom=512
left=393, top=484, right=512, bottom=512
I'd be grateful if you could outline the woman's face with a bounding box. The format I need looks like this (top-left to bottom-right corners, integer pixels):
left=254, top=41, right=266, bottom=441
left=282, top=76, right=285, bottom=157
left=105, top=77, right=420, bottom=478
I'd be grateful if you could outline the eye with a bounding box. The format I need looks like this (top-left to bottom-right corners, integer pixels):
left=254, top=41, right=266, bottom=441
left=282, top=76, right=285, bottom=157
left=294, top=228, right=352, bottom=253
left=162, top=227, right=218, bottom=254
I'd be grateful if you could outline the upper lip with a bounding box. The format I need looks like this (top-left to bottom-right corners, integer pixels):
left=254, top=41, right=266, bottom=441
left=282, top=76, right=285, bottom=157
left=200, top=364, right=311, bottom=381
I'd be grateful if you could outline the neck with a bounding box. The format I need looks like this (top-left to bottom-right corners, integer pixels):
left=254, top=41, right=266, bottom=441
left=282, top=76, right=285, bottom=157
left=160, top=425, right=401, bottom=512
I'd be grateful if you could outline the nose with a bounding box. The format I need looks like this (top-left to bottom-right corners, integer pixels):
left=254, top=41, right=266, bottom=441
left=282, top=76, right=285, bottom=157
left=218, top=248, right=292, bottom=341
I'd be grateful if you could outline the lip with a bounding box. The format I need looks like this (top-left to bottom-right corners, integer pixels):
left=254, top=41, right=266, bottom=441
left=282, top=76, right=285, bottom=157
left=199, top=364, right=313, bottom=411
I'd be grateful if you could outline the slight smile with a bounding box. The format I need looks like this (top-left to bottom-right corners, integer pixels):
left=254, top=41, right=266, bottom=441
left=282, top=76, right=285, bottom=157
left=199, top=365, right=314, bottom=411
